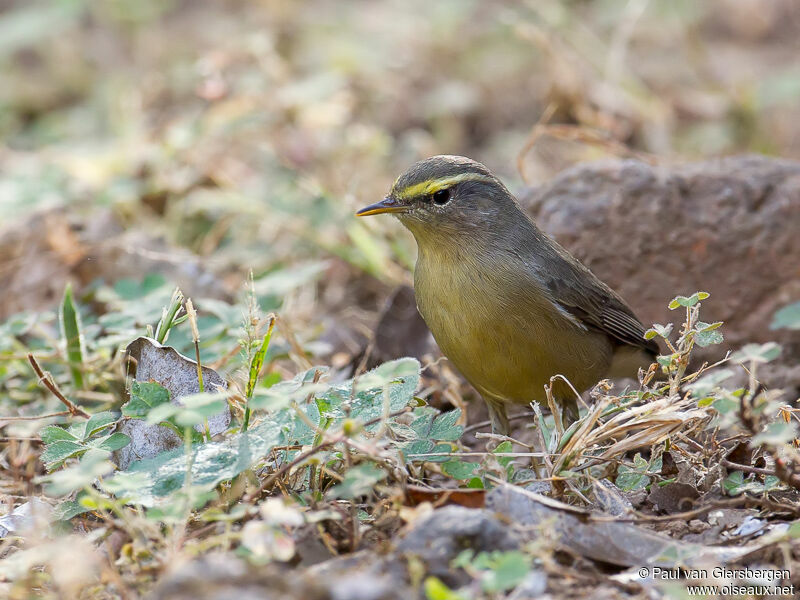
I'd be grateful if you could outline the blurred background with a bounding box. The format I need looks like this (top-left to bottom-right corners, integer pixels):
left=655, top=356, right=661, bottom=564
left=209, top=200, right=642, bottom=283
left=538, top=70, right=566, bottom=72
left=3, top=3, right=800, bottom=594
left=2, top=0, right=800, bottom=390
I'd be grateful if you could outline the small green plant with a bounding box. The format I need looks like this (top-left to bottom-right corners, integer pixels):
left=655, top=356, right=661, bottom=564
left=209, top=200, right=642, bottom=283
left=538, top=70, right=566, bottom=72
left=8, top=281, right=800, bottom=599
left=242, top=315, right=276, bottom=432
left=40, top=412, right=130, bottom=471
left=614, top=451, right=662, bottom=492
left=452, top=549, right=534, bottom=593
left=59, top=283, right=85, bottom=390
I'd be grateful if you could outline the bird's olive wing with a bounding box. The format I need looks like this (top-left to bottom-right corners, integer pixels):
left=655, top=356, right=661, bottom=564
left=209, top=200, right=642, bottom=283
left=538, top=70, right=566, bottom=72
left=544, top=263, right=659, bottom=356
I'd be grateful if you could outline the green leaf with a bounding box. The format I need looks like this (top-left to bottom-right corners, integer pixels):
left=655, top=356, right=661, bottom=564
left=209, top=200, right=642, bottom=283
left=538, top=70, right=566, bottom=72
left=511, top=468, right=538, bottom=484
left=752, top=421, right=798, bottom=446
left=480, top=551, right=532, bottom=593
left=89, top=432, right=131, bottom=452
left=424, top=577, right=468, bottom=600
left=656, top=355, right=674, bottom=368
left=353, top=358, right=421, bottom=392
left=429, top=409, right=463, bottom=441
left=243, top=317, right=276, bottom=432
left=40, top=440, right=86, bottom=470
left=493, top=440, right=514, bottom=468
left=404, top=407, right=464, bottom=452
left=616, top=469, right=650, bottom=491
left=722, top=471, right=760, bottom=496
left=645, top=323, right=673, bottom=339
left=59, top=283, right=84, bottom=389
left=298, top=358, right=420, bottom=436
left=248, top=368, right=330, bottom=412
left=424, top=443, right=454, bottom=463
left=408, top=406, right=438, bottom=436
left=442, top=460, right=479, bottom=480
left=145, top=392, right=227, bottom=428
left=77, top=411, right=118, bottom=440
left=123, top=381, right=171, bottom=418
left=41, top=412, right=127, bottom=470
left=40, top=425, right=79, bottom=445
left=101, top=471, right=152, bottom=496
left=452, top=549, right=474, bottom=568
left=108, top=359, right=420, bottom=506
left=53, top=496, right=91, bottom=521
left=112, top=417, right=289, bottom=505
left=723, top=472, right=783, bottom=496
left=403, top=439, right=436, bottom=459
left=771, top=302, right=800, bottom=331
left=696, top=321, right=722, bottom=332
left=615, top=453, right=651, bottom=491
left=730, top=342, right=782, bottom=364
left=694, top=323, right=724, bottom=347
left=39, top=450, right=114, bottom=496
left=668, top=292, right=709, bottom=310
left=327, top=463, right=386, bottom=499
left=246, top=320, right=275, bottom=400
left=467, top=477, right=484, bottom=489
left=686, top=369, right=734, bottom=398
left=712, top=393, right=740, bottom=415
left=154, top=287, right=184, bottom=344
left=648, top=454, right=663, bottom=473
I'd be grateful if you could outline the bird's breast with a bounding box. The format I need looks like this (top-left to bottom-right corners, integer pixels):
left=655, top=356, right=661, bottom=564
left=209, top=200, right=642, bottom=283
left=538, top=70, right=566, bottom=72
left=414, top=245, right=612, bottom=404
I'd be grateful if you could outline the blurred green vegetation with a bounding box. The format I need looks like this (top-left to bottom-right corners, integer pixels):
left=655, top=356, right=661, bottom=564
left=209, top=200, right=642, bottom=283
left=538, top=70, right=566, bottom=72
left=3, top=0, right=800, bottom=240
left=2, top=3, right=800, bottom=596
left=2, top=0, right=799, bottom=432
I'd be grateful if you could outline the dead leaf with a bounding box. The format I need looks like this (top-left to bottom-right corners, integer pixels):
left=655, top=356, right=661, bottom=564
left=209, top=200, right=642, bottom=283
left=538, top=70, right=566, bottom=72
left=116, top=337, right=230, bottom=470
left=405, top=485, right=486, bottom=509
left=648, top=482, right=700, bottom=514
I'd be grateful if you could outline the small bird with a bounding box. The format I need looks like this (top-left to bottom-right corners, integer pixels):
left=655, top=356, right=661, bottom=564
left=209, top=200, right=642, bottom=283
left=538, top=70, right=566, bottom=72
left=356, top=155, right=658, bottom=434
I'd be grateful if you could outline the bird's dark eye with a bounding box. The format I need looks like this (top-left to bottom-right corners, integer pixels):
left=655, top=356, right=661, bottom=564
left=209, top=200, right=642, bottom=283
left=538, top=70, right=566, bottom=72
left=432, top=188, right=450, bottom=205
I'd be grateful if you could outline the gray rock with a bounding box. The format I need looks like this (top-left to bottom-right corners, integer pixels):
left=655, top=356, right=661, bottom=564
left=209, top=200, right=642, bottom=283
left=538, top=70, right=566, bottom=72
left=507, top=570, right=548, bottom=599
left=329, top=572, right=407, bottom=600
left=396, top=505, right=522, bottom=586
left=151, top=554, right=329, bottom=600
left=524, top=480, right=552, bottom=495
left=522, top=155, right=800, bottom=372
left=486, top=484, right=753, bottom=567
left=309, top=552, right=413, bottom=600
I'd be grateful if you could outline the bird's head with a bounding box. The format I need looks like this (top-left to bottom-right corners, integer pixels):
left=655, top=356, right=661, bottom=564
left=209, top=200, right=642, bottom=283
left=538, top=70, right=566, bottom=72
left=356, top=155, right=519, bottom=240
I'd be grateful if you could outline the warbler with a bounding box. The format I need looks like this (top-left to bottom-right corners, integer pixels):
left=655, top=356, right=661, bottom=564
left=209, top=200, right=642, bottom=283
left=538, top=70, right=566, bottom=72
left=356, top=155, right=658, bottom=434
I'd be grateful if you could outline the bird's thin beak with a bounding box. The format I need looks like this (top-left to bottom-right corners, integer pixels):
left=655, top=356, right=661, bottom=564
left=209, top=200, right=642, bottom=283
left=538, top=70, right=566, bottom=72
left=355, top=197, right=407, bottom=216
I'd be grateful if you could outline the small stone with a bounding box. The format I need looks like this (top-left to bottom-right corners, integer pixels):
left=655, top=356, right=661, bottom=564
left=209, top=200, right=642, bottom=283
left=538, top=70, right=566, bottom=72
left=688, top=519, right=709, bottom=534
left=396, top=505, right=521, bottom=586
left=508, top=570, right=548, bottom=599
left=661, top=520, right=690, bottom=538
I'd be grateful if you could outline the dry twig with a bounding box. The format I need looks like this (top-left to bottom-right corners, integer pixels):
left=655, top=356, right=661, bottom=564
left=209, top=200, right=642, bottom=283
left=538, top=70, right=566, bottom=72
left=27, top=354, right=89, bottom=419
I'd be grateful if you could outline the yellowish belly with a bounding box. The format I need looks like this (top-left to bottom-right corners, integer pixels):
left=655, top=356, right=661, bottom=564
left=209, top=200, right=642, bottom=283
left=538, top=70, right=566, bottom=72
left=414, top=251, right=613, bottom=406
